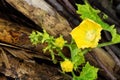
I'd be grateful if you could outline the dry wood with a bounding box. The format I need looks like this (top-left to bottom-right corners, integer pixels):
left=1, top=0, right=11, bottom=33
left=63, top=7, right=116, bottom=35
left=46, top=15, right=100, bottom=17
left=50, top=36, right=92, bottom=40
left=6, top=0, right=72, bottom=40
left=0, top=18, right=41, bottom=52
left=0, top=47, right=72, bottom=79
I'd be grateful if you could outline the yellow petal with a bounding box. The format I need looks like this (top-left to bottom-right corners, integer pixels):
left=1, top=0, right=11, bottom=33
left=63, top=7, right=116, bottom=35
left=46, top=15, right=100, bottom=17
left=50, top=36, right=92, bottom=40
left=70, top=19, right=102, bottom=49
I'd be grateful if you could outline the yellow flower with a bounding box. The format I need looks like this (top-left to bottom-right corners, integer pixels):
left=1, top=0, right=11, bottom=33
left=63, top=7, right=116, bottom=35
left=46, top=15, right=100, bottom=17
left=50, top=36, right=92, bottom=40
left=60, top=59, right=73, bottom=72
left=70, top=19, right=102, bottom=49
left=55, top=36, right=66, bottom=49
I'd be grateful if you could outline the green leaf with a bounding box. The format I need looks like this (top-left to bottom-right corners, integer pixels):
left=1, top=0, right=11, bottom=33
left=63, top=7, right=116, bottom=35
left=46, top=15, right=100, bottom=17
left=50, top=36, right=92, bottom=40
left=41, top=30, right=50, bottom=43
left=102, top=13, right=108, bottom=19
left=72, top=52, right=85, bottom=70
left=76, top=1, right=109, bottom=30
left=29, top=30, right=53, bottom=45
left=73, top=62, right=99, bottom=80
left=29, top=31, right=42, bottom=45
left=112, top=34, right=120, bottom=43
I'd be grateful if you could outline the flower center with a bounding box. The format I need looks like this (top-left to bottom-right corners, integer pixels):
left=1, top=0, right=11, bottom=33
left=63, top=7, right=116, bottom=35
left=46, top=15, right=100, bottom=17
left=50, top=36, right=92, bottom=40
left=86, top=30, right=96, bottom=41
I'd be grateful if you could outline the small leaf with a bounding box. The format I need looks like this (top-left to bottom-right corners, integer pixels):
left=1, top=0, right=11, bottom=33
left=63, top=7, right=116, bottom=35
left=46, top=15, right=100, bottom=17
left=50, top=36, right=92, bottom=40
left=41, top=30, right=50, bottom=43
left=72, top=52, right=85, bottom=70
left=29, top=31, right=42, bottom=45
left=74, top=62, right=98, bottom=80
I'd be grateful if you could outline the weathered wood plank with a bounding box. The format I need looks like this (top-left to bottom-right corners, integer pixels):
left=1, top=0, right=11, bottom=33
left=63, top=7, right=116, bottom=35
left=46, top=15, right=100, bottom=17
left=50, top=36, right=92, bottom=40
left=6, top=0, right=72, bottom=40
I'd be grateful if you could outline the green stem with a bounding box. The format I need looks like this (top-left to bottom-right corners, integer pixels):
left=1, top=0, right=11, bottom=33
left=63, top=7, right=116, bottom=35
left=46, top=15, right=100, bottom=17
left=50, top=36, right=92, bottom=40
left=58, top=51, right=66, bottom=60
left=98, top=41, right=119, bottom=47
left=71, top=71, right=76, bottom=78
left=49, top=49, right=56, bottom=62
left=82, top=48, right=90, bottom=55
